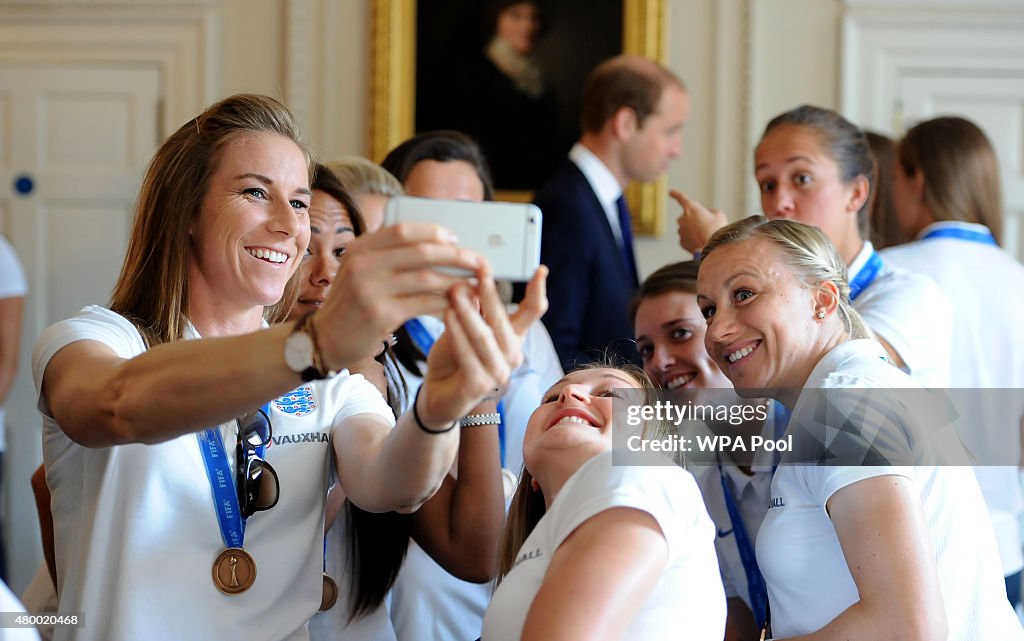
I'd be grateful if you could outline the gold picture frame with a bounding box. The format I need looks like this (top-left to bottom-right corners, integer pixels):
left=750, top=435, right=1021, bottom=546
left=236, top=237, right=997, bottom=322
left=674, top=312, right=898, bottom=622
left=368, top=0, right=668, bottom=235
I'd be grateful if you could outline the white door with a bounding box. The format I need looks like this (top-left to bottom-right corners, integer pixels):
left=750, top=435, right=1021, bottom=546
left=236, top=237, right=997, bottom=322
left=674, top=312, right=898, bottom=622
left=899, top=74, right=1024, bottom=260
left=0, top=63, right=160, bottom=591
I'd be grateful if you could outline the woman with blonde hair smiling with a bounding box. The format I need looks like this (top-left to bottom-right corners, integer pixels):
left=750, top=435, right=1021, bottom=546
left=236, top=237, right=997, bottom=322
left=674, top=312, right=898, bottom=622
left=696, top=215, right=1021, bottom=639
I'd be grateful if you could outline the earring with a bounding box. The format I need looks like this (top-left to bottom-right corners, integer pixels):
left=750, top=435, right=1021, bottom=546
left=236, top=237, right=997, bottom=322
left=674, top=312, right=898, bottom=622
left=816, top=310, right=826, bottom=320
left=530, top=478, right=540, bottom=493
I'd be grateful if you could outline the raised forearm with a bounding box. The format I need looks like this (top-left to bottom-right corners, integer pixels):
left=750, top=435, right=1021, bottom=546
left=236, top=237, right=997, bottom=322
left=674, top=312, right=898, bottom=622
left=411, top=400, right=504, bottom=581
left=335, top=393, right=460, bottom=514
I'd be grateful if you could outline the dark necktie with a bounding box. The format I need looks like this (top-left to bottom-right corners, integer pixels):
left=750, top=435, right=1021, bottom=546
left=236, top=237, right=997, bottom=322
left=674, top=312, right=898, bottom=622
left=616, top=195, right=639, bottom=286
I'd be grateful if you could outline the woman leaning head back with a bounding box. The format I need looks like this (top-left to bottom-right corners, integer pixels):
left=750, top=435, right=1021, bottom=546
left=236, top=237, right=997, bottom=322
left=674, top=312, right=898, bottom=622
left=110, top=94, right=313, bottom=345
left=497, top=363, right=669, bottom=580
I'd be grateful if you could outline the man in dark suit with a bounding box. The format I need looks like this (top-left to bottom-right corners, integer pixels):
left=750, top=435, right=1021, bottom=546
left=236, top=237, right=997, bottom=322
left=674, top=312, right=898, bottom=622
left=533, top=55, right=689, bottom=370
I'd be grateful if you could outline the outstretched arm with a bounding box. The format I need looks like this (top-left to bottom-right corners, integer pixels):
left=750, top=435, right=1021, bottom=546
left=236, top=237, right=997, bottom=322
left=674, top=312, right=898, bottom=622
left=408, top=401, right=504, bottom=582
left=39, top=223, right=479, bottom=448
left=408, top=267, right=549, bottom=578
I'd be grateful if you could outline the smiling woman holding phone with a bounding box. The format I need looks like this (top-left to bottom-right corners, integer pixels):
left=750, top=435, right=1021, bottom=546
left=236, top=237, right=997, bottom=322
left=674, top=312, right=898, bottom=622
left=31, top=95, right=546, bottom=641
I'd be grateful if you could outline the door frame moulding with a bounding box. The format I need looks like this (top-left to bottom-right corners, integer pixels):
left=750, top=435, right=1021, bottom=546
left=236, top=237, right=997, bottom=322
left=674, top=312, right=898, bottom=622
left=709, top=0, right=759, bottom=221
left=841, top=4, right=1024, bottom=133
left=0, top=1, right=219, bottom=137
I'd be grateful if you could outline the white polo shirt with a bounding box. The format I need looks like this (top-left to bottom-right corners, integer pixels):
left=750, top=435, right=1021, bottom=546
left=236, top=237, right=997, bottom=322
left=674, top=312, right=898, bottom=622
left=758, top=339, right=1021, bottom=639
left=849, top=240, right=952, bottom=388
left=0, top=234, right=27, bottom=452
left=883, top=221, right=1024, bottom=576
left=33, top=306, right=393, bottom=641
left=482, top=451, right=726, bottom=641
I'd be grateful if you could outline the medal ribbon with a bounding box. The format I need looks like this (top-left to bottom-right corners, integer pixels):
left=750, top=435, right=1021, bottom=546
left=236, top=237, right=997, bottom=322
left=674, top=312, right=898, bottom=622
left=197, top=403, right=271, bottom=548
left=404, top=318, right=508, bottom=466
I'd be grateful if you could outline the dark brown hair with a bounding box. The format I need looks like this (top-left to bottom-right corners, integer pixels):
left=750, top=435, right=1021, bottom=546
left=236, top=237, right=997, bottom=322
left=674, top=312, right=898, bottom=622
left=381, top=129, right=494, bottom=201
left=628, top=259, right=700, bottom=327
left=761, top=105, right=876, bottom=240
left=864, top=131, right=907, bottom=249
left=483, top=0, right=550, bottom=42
left=898, top=116, right=1003, bottom=245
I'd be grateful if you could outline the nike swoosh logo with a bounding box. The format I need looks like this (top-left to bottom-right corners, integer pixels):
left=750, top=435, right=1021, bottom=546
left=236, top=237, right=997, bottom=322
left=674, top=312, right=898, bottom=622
left=717, top=527, right=734, bottom=538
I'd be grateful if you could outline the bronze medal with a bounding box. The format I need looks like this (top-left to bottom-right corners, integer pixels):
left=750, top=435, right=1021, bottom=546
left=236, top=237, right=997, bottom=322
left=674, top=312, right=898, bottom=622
left=213, top=548, right=257, bottom=595
left=319, top=573, right=339, bottom=611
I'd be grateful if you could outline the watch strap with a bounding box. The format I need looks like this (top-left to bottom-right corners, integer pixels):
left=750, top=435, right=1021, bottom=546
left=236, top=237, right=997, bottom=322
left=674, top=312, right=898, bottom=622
left=292, top=313, right=327, bottom=381
left=459, top=412, right=502, bottom=428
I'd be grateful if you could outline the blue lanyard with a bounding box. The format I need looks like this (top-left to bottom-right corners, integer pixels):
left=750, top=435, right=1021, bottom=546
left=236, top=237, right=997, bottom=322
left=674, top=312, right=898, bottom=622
left=921, top=225, right=997, bottom=246
left=404, top=318, right=437, bottom=355
left=849, top=249, right=883, bottom=302
left=719, top=465, right=768, bottom=629
left=403, top=318, right=508, bottom=466
left=197, top=403, right=270, bottom=548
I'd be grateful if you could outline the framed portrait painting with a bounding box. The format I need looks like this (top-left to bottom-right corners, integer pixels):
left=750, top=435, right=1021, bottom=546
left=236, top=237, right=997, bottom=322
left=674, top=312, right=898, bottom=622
left=369, top=0, right=668, bottom=235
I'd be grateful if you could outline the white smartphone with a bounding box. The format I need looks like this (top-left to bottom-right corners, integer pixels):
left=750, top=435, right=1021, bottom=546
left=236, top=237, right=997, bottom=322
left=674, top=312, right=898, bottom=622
left=383, top=196, right=543, bottom=281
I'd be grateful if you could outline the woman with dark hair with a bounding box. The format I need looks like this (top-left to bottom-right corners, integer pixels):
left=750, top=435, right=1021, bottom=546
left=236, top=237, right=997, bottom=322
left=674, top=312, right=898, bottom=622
left=631, top=260, right=772, bottom=641
left=696, top=215, right=1021, bottom=639
left=298, top=163, right=509, bottom=641
left=483, top=364, right=725, bottom=641
left=673, top=104, right=952, bottom=389
left=884, top=115, right=1024, bottom=610
left=31, top=94, right=546, bottom=641
left=381, top=130, right=564, bottom=641
left=863, top=131, right=907, bottom=249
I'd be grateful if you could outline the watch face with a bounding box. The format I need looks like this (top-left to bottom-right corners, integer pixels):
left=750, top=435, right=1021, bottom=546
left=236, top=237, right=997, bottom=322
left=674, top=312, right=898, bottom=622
left=285, top=329, right=315, bottom=373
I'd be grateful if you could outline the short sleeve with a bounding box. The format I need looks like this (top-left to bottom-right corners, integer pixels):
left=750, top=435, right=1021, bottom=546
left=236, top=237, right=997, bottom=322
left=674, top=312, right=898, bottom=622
left=856, top=267, right=952, bottom=387
left=326, top=372, right=395, bottom=427
left=798, top=465, right=915, bottom=509
left=32, top=306, right=147, bottom=414
left=545, top=453, right=703, bottom=559
left=0, top=235, right=27, bottom=299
